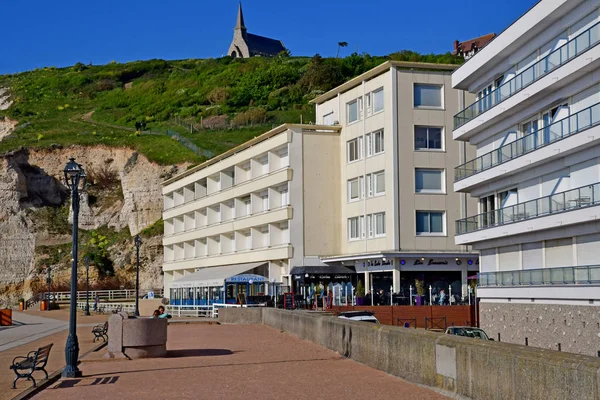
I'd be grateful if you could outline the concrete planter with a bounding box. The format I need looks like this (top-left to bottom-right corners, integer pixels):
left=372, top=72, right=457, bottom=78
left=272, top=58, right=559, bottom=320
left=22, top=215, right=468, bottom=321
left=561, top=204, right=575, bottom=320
left=106, top=312, right=168, bottom=359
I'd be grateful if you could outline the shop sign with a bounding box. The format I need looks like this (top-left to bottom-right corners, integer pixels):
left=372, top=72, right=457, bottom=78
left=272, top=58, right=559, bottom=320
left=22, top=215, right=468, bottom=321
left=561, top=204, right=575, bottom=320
left=414, top=259, right=449, bottom=266
left=365, top=259, right=394, bottom=267
left=227, top=274, right=267, bottom=283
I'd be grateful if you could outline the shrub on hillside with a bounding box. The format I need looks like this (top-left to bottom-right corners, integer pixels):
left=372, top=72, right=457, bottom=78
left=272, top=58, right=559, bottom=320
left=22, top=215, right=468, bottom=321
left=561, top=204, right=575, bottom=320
left=207, top=87, right=230, bottom=105
left=231, top=108, right=267, bottom=127
left=87, top=164, right=119, bottom=191
left=202, top=115, right=228, bottom=129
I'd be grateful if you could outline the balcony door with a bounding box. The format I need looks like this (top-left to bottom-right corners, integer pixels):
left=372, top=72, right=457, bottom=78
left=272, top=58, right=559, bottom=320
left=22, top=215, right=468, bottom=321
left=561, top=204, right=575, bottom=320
left=542, top=103, right=568, bottom=144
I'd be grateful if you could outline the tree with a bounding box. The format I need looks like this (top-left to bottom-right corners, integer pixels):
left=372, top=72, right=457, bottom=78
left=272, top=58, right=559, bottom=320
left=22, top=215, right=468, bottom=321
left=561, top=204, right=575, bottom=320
left=336, top=41, right=348, bottom=58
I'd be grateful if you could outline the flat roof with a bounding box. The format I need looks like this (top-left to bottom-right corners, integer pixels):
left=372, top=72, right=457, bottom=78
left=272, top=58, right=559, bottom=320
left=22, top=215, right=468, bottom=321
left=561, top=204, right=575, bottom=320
left=310, top=60, right=459, bottom=105
left=162, top=123, right=341, bottom=186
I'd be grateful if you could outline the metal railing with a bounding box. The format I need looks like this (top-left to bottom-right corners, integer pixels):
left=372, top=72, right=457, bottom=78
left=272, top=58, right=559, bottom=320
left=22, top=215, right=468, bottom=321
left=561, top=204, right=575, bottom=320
left=456, top=182, right=600, bottom=235
left=170, top=305, right=213, bottom=318
left=455, top=102, right=600, bottom=181
left=454, top=21, right=600, bottom=129
left=49, top=288, right=163, bottom=302
left=479, top=265, right=600, bottom=286
left=77, top=301, right=136, bottom=313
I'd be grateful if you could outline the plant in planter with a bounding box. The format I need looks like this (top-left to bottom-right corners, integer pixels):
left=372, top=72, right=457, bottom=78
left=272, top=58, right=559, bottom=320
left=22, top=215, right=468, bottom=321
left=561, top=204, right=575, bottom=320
left=355, top=280, right=366, bottom=306
left=415, top=279, right=425, bottom=306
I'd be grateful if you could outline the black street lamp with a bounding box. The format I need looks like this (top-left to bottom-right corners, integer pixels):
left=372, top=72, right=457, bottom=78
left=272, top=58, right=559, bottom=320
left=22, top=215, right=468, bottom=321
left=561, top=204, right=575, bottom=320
left=84, top=256, right=91, bottom=316
left=62, top=157, right=86, bottom=379
left=134, top=235, right=141, bottom=317
left=46, top=267, right=52, bottom=312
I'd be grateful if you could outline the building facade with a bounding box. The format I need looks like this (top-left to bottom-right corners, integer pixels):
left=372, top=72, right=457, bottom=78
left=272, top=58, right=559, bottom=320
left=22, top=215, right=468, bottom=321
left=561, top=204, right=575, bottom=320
left=312, top=61, right=479, bottom=300
left=162, top=124, right=341, bottom=302
left=451, top=0, right=600, bottom=356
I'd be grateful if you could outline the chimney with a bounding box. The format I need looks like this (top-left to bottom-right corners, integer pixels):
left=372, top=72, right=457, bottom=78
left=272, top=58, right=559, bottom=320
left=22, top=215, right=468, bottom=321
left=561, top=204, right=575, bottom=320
left=454, top=40, right=459, bottom=52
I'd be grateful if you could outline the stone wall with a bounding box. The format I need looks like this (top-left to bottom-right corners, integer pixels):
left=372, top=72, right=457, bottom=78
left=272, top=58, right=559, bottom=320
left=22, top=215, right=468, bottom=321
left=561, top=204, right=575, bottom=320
left=219, top=308, right=600, bottom=400
left=480, top=301, right=600, bottom=357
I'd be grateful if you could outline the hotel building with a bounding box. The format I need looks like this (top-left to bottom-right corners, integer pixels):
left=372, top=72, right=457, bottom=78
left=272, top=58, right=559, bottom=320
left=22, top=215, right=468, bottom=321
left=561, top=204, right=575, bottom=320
left=161, top=61, right=479, bottom=305
left=312, top=61, right=478, bottom=299
left=452, top=0, right=600, bottom=355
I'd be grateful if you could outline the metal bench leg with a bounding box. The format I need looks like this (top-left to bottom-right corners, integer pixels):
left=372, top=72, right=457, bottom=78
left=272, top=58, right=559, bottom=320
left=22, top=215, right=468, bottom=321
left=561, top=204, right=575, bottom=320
left=30, top=376, right=37, bottom=387
left=42, top=368, right=49, bottom=380
left=13, top=376, right=20, bottom=389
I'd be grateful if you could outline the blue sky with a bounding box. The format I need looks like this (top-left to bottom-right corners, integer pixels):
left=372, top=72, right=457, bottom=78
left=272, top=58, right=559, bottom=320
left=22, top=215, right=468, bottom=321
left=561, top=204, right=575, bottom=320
left=1, top=0, right=537, bottom=75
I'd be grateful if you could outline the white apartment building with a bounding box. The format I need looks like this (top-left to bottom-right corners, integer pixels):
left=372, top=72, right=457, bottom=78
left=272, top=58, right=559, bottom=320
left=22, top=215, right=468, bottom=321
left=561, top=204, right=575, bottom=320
left=161, top=124, right=342, bottom=304
left=311, top=61, right=479, bottom=300
left=452, top=0, right=600, bottom=356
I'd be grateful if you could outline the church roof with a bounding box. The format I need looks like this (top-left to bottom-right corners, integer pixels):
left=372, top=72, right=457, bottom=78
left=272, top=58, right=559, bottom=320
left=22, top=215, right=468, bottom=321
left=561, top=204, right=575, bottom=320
left=246, top=33, right=285, bottom=56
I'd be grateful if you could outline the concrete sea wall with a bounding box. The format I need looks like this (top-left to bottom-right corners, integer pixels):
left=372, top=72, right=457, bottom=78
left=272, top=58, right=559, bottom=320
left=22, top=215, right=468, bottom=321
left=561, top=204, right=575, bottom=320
left=219, top=308, right=600, bottom=400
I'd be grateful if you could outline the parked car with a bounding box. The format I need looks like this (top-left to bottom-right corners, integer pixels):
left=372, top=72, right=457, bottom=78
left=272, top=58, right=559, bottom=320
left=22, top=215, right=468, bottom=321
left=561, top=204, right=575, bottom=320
left=337, top=311, right=380, bottom=324
left=445, top=326, right=493, bottom=340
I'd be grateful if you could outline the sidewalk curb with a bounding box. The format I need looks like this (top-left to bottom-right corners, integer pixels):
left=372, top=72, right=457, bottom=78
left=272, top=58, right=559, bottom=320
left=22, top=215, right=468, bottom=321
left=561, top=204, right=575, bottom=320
left=11, top=341, right=107, bottom=400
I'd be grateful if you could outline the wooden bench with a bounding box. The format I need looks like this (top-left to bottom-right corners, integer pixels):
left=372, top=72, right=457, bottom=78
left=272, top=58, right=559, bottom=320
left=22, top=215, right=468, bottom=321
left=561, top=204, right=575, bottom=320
left=92, top=321, right=108, bottom=342
left=9, top=343, right=53, bottom=389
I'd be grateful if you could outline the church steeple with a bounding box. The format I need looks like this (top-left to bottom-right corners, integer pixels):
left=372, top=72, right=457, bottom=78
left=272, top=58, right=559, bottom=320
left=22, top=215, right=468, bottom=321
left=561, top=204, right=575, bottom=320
left=235, top=2, right=246, bottom=31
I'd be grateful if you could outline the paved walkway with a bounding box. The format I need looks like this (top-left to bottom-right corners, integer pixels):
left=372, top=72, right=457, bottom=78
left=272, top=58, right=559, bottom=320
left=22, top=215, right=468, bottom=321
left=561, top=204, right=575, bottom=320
left=34, top=324, right=449, bottom=400
left=0, top=312, right=67, bottom=352
left=0, top=310, right=108, bottom=400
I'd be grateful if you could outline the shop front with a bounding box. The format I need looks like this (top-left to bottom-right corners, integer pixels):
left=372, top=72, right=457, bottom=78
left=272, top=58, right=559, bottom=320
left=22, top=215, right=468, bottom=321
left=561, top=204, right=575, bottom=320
left=397, top=256, right=479, bottom=304
left=290, top=265, right=356, bottom=300
left=169, top=262, right=275, bottom=305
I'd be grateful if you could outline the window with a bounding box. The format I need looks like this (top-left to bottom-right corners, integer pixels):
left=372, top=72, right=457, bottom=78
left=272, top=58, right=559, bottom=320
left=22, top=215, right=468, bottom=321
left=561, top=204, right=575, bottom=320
left=414, top=84, right=442, bottom=108
left=366, top=130, right=384, bottom=156
left=348, top=216, right=364, bottom=240
left=323, top=112, right=334, bottom=125
left=347, top=137, right=362, bottom=162
left=347, top=100, right=358, bottom=123
left=366, top=171, right=385, bottom=197
left=414, top=126, right=443, bottom=150
left=373, top=88, right=384, bottom=113
left=416, top=211, right=445, bottom=235
left=415, top=169, right=444, bottom=193
left=348, top=178, right=361, bottom=201
left=373, top=130, right=384, bottom=154
left=280, top=185, right=289, bottom=206
left=367, top=212, right=386, bottom=238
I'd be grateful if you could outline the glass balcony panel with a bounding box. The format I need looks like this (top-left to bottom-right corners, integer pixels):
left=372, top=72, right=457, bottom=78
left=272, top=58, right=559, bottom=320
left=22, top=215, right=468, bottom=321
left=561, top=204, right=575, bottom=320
left=521, top=270, right=532, bottom=285
left=589, top=266, right=600, bottom=283
left=550, top=268, right=564, bottom=284
left=543, top=269, right=552, bottom=284
left=579, top=108, right=592, bottom=130
left=523, top=200, right=537, bottom=218
left=563, top=267, right=574, bottom=284
left=591, top=24, right=600, bottom=46
left=502, top=272, right=513, bottom=286
left=592, top=104, right=600, bottom=125
left=488, top=273, right=497, bottom=286
left=530, top=269, right=543, bottom=285
left=549, top=193, right=565, bottom=212
left=574, top=267, right=589, bottom=283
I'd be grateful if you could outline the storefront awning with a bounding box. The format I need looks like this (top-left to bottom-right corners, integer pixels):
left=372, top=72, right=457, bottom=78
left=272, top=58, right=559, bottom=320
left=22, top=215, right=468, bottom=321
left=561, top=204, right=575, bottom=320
left=290, top=265, right=355, bottom=281
left=171, top=262, right=267, bottom=288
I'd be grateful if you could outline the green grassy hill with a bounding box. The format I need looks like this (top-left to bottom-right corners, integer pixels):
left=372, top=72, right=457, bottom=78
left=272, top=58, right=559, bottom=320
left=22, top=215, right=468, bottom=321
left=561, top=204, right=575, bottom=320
left=0, top=51, right=463, bottom=165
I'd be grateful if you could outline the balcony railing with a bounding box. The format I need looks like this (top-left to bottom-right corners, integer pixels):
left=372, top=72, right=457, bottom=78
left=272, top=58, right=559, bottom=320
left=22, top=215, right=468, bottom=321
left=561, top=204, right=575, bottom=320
left=479, top=265, right=600, bottom=287
left=454, top=21, right=600, bottom=130
left=456, top=182, right=600, bottom=235
left=455, top=102, right=600, bottom=181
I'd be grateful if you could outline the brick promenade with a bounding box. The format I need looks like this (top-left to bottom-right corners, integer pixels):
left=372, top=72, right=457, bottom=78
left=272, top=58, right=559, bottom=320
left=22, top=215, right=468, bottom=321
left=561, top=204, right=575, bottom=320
left=0, top=308, right=109, bottom=400
left=34, top=324, right=449, bottom=400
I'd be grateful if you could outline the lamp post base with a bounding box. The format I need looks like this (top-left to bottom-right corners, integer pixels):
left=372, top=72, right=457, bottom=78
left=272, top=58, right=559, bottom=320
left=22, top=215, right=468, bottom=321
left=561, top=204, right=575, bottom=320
left=63, top=334, right=81, bottom=378
left=85, top=305, right=90, bottom=316
left=61, top=366, right=83, bottom=378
